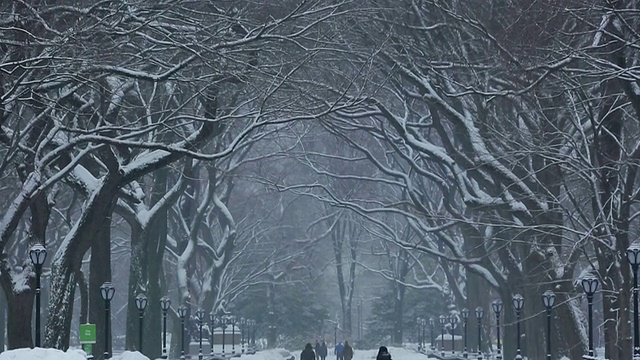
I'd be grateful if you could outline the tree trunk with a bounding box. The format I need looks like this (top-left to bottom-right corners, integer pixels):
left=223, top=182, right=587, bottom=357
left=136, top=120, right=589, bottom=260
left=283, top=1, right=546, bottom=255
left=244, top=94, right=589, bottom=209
left=0, top=286, right=5, bottom=352
left=89, top=218, right=113, bottom=360
left=45, top=173, right=121, bottom=350
left=6, top=290, right=34, bottom=349
left=126, top=225, right=144, bottom=353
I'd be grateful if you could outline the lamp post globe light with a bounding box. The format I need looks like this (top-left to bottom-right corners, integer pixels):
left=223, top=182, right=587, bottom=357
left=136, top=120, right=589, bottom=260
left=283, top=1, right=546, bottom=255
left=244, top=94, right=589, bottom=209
left=178, top=306, right=188, bottom=360
left=512, top=294, right=524, bottom=360
left=448, top=314, right=458, bottom=355
left=421, top=317, right=427, bottom=352
left=628, top=245, right=640, bottom=360
left=581, top=275, right=599, bottom=359
left=541, top=290, right=556, bottom=360
left=475, top=307, right=483, bottom=360
left=100, top=282, right=116, bottom=359
left=429, top=318, right=435, bottom=351
left=416, top=317, right=422, bottom=351
left=160, top=296, right=171, bottom=359
left=196, top=309, right=206, bottom=360
left=209, top=312, right=216, bottom=358
left=461, top=308, right=470, bottom=358
left=221, top=315, right=228, bottom=357
left=491, top=300, right=503, bottom=360
left=439, top=315, right=446, bottom=357
left=29, top=244, right=47, bottom=348
left=134, top=293, right=148, bottom=353
left=248, top=319, right=255, bottom=352
left=230, top=315, right=238, bottom=355
left=240, top=317, right=246, bottom=353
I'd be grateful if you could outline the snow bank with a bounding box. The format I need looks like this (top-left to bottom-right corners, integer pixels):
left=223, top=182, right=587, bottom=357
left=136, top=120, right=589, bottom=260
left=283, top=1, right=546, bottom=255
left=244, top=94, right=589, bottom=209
left=0, top=348, right=87, bottom=360
left=0, top=349, right=150, bottom=360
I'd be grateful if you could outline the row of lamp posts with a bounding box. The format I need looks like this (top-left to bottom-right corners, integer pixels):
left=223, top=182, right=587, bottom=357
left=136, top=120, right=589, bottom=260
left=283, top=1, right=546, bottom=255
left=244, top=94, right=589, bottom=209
left=28, top=244, right=261, bottom=359
left=175, top=308, right=257, bottom=360
left=419, top=277, right=605, bottom=360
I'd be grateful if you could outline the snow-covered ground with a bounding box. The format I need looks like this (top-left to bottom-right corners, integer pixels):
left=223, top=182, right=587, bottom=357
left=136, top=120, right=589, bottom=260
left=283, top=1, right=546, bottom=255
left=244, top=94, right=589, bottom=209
left=0, top=346, right=605, bottom=360
left=0, top=348, right=148, bottom=360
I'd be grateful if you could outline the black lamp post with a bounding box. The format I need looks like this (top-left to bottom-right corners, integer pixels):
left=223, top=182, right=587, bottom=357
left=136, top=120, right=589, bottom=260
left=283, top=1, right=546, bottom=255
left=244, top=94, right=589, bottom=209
left=439, top=315, right=446, bottom=357
left=248, top=319, right=255, bottom=351
left=160, top=296, right=171, bottom=359
left=416, top=317, right=422, bottom=351
left=209, top=312, right=216, bottom=358
left=196, top=309, right=205, bottom=360
left=449, top=314, right=458, bottom=354
left=221, top=315, right=228, bottom=357
left=29, top=244, right=47, bottom=348
left=241, top=317, right=246, bottom=353
left=134, top=293, right=148, bottom=353
left=491, top=300, right=503, bottom=360
left=100, top=282, right=116, bottom=360
left=429, top=318, right=435, bottom=351
left=230, top=315, right=237, bottom=355
left=252, top=319, right=256, bottom=349
left=421, top=318, right=427, bottom=352
left=178, top=306, right=188, bottom=360
left=512, top=294, right=524, bottom=360
left=628, top=245, right=640, bottom=360
left=581, top=275, right=599, bottom=359
left=334, top=322, right=338, bottom=351
left=541, top=290, right=556, bottom=360
left=475, top=307, right=483, bottom=360
left=461, top=308, right=470, bottom=358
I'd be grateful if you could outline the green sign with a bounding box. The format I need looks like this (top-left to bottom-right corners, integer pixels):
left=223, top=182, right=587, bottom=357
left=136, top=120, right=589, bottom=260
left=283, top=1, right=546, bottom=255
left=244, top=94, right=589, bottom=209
left=80, top=323, right=96, bottom=344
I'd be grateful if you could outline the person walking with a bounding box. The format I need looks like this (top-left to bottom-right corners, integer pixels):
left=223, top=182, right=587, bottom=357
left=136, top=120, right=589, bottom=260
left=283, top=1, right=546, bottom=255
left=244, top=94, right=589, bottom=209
left=376, top=346, right=392, bottom=360
left=335, top=342, right=344, bottom=360
left=315, top=340, right=321, bottom=360
left=301, top=343, right=316, bottom=360
left=319, top=340, right=328, bottom=360
left=343, top=341, right=354, bottom=360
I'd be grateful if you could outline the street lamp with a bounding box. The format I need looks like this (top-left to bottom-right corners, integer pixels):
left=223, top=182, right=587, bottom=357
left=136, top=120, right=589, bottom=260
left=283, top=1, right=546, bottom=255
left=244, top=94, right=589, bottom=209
left=542, top=290, right=556, bottom=360
left=439, top=315, right=446, bottom=357
left=209, top=312, right=216, bottom=358
left=250, top=319, right=256, bottom=351
left=581, top=275, right=599, bottom=359
left=449, top=314, right=458, bottom=355
left=461, top=308, right=470, bottom=358
left=100, top=282, right=115, bottom=360
left=240, top=317, right=246, bottom=353
left=334, top=322, right=338, bottom=353
left=221, top=315, right=228, bottom=357
left=178, top=306, right=188, bottom=360
left=29, top=244, right=47, bottom=348
left=196, top=309, right=205, bottom=360
left=475, top=307, right=483, bottom=360
left=229, top=315, right=237, bottom=355
left=512, top=294, right=524, bottom=360
left=628, top=245, right=640, bottom=360
left=421, top=318, right=427, bottom=352
left=160, top=296, right=171, bottom=359
left=491, top=300, right=503, bottom=360
left=429, top=318, right=435, bottom=351
left=134, top=293, right=148, bottom=353
left=416, top=317, right=422, bottom=351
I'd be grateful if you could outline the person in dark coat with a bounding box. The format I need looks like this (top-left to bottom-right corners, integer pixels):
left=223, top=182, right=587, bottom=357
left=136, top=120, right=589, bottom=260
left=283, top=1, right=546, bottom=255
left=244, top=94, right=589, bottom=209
left=376, top=346, right=392, bottom=360
left=343, top=341, right=354, bottom=360
left=302, top=343, right=316, bottom=360
left=315, top=340, right=321, bottom=360
left=318, top=340, right=328, bottom=360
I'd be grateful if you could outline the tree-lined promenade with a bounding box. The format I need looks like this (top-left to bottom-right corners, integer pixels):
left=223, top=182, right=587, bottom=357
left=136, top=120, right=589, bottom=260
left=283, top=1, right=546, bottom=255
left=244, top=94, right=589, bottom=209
left=1, top=1, right=639, bottom=360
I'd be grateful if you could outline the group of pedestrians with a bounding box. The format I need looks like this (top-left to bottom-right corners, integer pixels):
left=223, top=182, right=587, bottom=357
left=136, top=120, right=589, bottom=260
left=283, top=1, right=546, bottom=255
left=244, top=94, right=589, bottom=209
left=300, top=341, right=391, bottom=360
